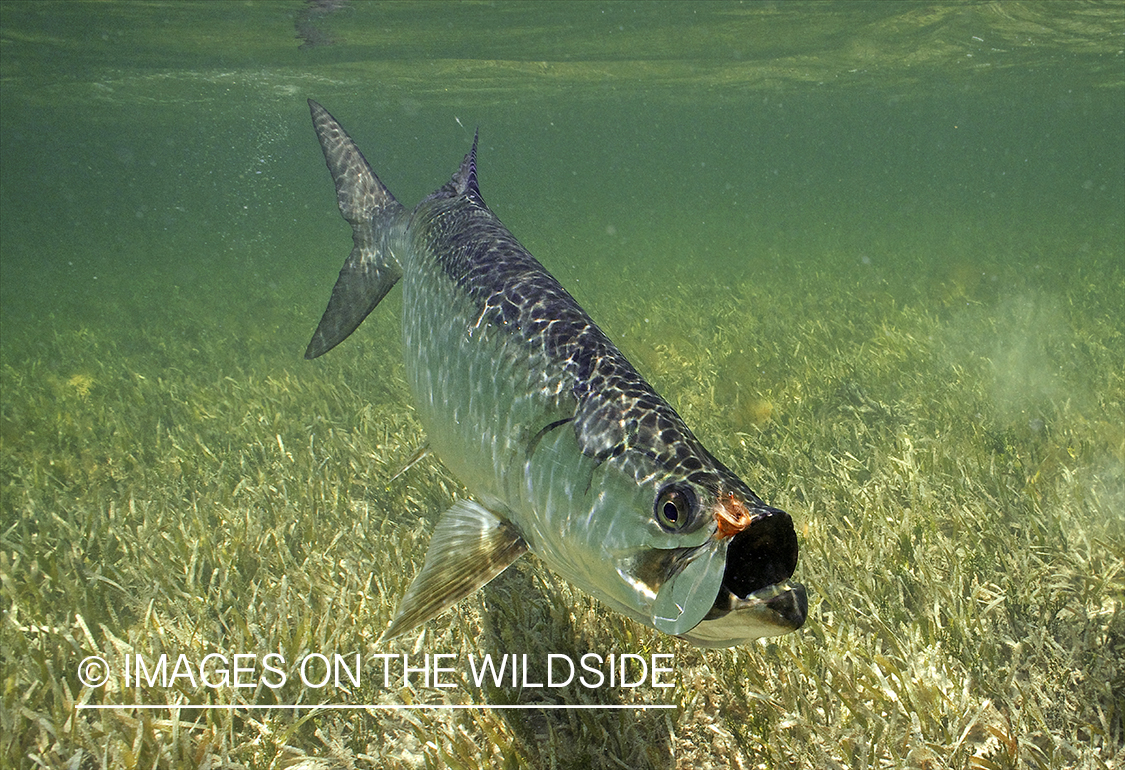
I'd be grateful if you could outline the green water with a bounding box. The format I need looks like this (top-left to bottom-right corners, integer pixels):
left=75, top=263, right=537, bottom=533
left=2, top=2, right=1122, bottom=769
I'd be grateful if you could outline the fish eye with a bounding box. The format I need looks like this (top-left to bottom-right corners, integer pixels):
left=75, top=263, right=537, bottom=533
left=654, top=484, right=696, bottom=531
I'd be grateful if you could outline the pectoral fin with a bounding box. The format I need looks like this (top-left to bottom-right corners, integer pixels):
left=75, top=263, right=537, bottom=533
left=380, top=499, right=528, bottom=642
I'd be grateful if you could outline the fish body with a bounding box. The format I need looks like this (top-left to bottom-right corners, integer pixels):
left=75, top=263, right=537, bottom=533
left=305, top=100, right=806, bottom=647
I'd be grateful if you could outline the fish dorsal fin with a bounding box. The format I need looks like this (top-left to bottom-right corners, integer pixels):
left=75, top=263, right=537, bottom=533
left=442, top=129, right=484, bottom=205
left=380, top=499, right=527, bottom=642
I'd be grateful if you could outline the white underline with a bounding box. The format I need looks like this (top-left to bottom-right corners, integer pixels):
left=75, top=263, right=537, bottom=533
left=77, top=703, right=675, bottom=711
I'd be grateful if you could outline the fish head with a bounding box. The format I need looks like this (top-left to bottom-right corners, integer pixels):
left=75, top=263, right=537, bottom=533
left=622, top=473, right=807, bottom=647
left=685, top=491, right=808, bottom=648
left=567, top=439, right=806, bottom=648
left=549, top=352, right=809, bottom=647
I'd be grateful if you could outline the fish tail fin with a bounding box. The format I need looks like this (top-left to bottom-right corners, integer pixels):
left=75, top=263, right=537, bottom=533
left=306, top=99, right=406, bottom=359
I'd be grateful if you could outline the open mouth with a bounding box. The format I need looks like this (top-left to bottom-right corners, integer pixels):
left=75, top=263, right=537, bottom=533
left=705, top=506, right=808, bottom=630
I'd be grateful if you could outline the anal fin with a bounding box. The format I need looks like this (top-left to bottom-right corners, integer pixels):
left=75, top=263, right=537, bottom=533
left=380, top=500, right=528, bottom=642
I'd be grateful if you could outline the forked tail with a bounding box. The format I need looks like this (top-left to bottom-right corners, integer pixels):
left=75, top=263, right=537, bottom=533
left=305, top=99, right=406, bottom=359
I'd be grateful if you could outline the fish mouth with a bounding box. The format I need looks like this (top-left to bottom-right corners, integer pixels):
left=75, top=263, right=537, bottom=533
left=695, top=506, right=807, bottom=643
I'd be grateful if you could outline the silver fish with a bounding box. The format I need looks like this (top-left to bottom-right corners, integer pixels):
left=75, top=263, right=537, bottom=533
left=304, top=100, right=807, bottom=647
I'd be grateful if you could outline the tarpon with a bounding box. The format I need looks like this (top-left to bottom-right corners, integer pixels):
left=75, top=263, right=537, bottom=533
left=304, top=100, right=807, bottom=647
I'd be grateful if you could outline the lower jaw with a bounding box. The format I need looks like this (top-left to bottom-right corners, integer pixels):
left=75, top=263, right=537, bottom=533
left=683, top=580, right=808, bottom=648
